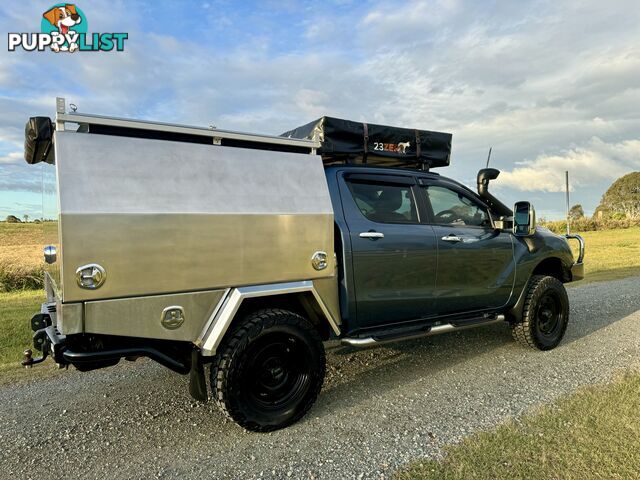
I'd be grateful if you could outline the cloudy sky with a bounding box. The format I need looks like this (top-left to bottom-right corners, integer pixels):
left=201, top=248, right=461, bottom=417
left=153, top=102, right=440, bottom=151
left=1, top=0, right=639, bottom=219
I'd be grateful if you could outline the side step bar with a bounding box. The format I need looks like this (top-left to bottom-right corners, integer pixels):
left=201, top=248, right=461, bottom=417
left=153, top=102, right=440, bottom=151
left=341, top=315, right=506, bottom=348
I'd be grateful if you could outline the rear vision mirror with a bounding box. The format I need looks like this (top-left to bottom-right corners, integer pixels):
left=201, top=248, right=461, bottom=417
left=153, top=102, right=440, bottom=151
left=513, top=201, right=536, bottom=236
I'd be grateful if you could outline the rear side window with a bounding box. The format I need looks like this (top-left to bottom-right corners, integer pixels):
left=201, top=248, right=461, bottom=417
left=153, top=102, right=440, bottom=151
left=424, top=185, right=491, bottom=227
left=347, top=181, right=418, bottom=224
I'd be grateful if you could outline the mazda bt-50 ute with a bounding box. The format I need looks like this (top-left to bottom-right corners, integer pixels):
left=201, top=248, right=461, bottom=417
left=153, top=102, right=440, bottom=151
left=22, top=98, right=584, bottom=431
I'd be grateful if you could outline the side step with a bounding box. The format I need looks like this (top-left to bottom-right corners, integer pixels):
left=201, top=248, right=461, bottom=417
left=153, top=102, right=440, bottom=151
left=341, top=314, right=506, bottom=348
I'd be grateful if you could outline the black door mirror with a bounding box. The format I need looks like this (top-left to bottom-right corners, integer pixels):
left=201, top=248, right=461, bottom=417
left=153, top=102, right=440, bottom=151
left=513, top=201, right=536, bottom=236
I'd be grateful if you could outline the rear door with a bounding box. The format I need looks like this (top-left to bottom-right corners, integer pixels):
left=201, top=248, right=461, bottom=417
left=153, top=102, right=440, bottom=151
left=420, top=180, right=515, bottom=315
left=339, top=172, right=438, bottom=329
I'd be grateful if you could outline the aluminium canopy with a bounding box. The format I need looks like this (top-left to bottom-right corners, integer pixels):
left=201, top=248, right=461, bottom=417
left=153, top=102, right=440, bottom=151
left=282, top=116, right=452, bottom=169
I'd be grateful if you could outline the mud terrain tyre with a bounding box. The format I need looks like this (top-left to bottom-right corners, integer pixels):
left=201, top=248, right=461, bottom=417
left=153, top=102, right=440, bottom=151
left=211, top=308, right=326, bottom=432
left=511, top=275, right=569, bottom=351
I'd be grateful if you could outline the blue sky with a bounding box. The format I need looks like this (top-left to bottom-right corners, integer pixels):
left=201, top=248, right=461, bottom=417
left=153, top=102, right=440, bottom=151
left=1, top=0, right=639, bottom=219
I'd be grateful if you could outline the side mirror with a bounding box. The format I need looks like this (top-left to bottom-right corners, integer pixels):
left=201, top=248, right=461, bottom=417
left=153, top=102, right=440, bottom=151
left=513, top=201, right=536, bottom=236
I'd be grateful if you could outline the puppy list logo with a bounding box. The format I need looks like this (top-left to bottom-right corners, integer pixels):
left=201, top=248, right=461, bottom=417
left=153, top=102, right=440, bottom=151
left=8, top=3, right=128, bottom=53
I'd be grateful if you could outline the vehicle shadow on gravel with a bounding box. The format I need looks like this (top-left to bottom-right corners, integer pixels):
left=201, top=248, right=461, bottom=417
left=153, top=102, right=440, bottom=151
left=317, top=325, right=514, bottom=417
left=313, top=287, right=640, bottom=420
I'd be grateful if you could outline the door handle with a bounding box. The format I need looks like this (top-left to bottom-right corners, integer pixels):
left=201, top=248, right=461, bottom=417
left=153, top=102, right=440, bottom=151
left=441, top=234, right=462, bottom=242
left=359, top=231, right=384, bottom=239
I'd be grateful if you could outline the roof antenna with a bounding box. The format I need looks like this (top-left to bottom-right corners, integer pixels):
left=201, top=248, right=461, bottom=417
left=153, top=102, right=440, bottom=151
left=486, top=147, right=493, bottom=168
left=565, top=170, right=570, bottom=235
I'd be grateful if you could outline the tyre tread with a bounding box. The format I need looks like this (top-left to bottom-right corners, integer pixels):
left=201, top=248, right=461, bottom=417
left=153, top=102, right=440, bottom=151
left=511, top=275, right=569, bottom=351
left=211, top=308, right=325, bottom=432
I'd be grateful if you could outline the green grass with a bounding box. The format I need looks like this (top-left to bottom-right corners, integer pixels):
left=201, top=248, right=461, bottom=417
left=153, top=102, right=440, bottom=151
left=0, top=289, right=73, bottom=386
left=396, top=371, right=640, bottom=480
left=0, top=289, right=44, bottom=368
left=569, top=227, right=640, bottom=283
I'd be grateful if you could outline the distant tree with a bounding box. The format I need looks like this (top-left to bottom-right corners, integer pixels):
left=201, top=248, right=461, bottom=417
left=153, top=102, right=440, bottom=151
left=23, top=214, right=29, bottom=223
left=568, top=204, right=584, bottom=221
left=596, top=172, right=640, bottom=220
left=6, top=215, right=22, bottom=223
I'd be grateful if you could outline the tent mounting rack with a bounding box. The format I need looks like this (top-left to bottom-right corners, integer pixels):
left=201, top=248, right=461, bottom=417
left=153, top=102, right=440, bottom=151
left=54, top=97, right=320, bottom=155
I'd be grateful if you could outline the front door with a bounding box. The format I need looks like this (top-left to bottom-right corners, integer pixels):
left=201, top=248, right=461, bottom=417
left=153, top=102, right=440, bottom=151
left=340, top=173, right=438, bottom=329
left=421, top=182, right=515, bottom=315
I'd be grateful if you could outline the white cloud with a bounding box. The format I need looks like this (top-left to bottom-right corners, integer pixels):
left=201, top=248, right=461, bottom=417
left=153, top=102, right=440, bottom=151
left=0, top=0, right=639, bottom=218
left=362, top=0, right=460, bottom=30
left=497, top=138, right=640, bottom=192
left=0, top=152, right=22, bottom=164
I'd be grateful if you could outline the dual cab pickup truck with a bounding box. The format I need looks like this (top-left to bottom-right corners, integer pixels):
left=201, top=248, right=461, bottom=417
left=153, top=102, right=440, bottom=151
left=23, top=99, right=584, bottom=431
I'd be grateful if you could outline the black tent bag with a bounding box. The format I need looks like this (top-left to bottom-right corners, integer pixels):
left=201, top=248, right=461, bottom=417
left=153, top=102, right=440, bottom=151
left=24, top=117, right=55, bottom=165
left=282, top=116, right=452, bottom=169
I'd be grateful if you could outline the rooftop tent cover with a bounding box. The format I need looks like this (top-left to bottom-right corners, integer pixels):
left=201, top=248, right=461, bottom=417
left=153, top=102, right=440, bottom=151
left=281, top=116, right=452, bottom=169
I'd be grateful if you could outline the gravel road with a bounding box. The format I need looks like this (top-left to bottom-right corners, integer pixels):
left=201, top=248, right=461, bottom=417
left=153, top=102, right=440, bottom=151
left=1, top=277, right=639, bottom=479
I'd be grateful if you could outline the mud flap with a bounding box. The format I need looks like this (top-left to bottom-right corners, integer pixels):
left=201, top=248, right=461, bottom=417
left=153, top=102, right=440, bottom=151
left=188, top=349, right=208, bottom=402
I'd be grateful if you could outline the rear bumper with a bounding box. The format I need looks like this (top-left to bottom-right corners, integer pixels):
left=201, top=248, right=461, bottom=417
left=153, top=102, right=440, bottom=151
left=23, top=309, right=191, bottom=374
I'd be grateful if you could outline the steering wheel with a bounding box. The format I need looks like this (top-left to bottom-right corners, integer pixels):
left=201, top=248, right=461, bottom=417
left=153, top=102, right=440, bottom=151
left=434, top=209, right=458, bottom=221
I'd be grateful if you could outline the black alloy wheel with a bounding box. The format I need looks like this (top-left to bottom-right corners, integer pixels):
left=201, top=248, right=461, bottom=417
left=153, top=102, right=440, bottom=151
left=243, top=332, right=312, bottom=412
left=535, top=291, right=563, bottom=338
left=511, top=275, right=569, bottom=350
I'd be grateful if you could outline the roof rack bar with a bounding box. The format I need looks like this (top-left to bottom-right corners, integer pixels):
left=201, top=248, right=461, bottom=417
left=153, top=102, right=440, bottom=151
left=54, top=98, right=320, bottom=151
left=58, top=112, right=320, bottom=149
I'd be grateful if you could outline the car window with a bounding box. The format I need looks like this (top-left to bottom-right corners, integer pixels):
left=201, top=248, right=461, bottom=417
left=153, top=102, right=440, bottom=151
left=424, top=185, right=490, bottom=227
left=347, top=181, right=418, bottom=224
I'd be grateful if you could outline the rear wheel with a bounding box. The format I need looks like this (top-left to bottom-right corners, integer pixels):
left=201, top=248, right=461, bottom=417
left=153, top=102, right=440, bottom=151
left=211, top=308, right=325, bottom=432
left=511, top=275, right=569, bottom=350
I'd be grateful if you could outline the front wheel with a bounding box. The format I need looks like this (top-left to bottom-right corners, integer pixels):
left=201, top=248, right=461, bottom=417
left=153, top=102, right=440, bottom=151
left=511, top=275, right=569, bottom=350
left=211, top=309, right=326, bottom=432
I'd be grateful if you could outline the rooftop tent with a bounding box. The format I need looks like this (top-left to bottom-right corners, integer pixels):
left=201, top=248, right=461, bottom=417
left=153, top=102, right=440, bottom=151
left=281, top=116, right=452, bottom=169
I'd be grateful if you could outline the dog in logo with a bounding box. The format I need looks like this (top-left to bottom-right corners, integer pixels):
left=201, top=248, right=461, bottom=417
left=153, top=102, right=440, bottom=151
left=398, top=142, right=410, bottom=154
left=42, top=4, right=82, bottom=52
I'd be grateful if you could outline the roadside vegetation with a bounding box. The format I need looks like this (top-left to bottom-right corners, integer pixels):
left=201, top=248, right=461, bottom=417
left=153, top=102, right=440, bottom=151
left=540, top=172, right=640, bottom=234
left=396, top=370, right=640, bottom=480
left=540, top=216, right=640, bottom=234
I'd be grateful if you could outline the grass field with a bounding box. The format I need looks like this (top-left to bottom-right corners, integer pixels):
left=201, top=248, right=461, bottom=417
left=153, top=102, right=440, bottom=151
left=0, top=223, right=44, bottom=291
left=396, top=371, right=640, bottom=480
left=569, top=227, right=640, bottom=283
